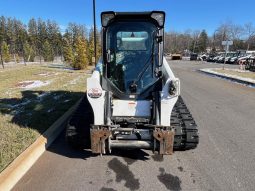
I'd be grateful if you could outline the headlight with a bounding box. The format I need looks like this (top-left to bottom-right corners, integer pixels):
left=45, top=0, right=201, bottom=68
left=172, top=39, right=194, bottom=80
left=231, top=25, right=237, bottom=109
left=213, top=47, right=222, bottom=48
left=169, top=79, right=180, bottom=96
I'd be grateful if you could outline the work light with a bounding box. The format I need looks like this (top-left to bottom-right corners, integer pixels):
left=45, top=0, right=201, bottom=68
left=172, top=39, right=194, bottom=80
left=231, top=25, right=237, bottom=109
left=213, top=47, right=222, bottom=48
left=151, top=11, right=165, bottom=27
left=101, top=12, right=115, bottom=27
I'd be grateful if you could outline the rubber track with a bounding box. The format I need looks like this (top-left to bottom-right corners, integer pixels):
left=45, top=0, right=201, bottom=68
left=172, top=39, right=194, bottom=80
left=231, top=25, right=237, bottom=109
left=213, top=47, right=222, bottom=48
left=66, top=95, right=94, bottom=149
left=171, top=96, right=199, bottom=150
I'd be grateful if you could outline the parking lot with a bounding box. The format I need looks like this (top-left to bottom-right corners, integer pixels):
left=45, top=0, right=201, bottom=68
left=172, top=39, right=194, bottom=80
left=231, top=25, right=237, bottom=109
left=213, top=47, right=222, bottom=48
left=13, top=60, right=255, bottom=191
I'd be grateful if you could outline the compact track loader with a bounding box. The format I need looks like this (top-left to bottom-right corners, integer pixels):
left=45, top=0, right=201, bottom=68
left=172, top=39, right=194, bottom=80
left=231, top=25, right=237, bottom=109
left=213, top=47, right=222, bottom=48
left=66, top=11, right=199, bottom=155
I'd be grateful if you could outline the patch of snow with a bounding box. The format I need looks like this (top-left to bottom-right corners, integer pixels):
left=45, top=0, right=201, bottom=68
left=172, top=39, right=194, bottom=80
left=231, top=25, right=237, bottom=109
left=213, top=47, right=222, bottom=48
left=4, top=90, right=13, bottom=97
left=8, top=99, right=32, bottom=115
left=1, top=98, right=32, bottom=112
left=47, top=108, right=54, bottom=113
left=63, top=76, right=84, bottom=87
left=1, top=103, right=14, bottom=109
left=37, top=72, right=59, bottom=76
left=37, top=92, right=51, bottom=101
left=47, top=63, right=76, bottom=70
left=200, top=68, right=255, bottom=84
left=63, top=99, right=70, bottom=103
left=53, top=94, right=63, bottom=100
left=18, top=80, right=51, bottom=89
left=10, top=110, right=21, bottom=115
left=11, top=99, right=32, bottom=109
left=70, top=76, right=84, bottom=85
left=5, top=92, right=53, bottom=115
left=38, top=73, right=48, bottom=76
left=214, top=68, right=250, bottom=73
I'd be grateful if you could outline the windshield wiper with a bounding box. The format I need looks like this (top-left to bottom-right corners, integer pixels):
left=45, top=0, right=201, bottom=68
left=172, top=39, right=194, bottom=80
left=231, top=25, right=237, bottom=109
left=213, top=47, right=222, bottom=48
left=129, top=35, right=156, bottom=93
left=129, top=54, right=154, bottom=92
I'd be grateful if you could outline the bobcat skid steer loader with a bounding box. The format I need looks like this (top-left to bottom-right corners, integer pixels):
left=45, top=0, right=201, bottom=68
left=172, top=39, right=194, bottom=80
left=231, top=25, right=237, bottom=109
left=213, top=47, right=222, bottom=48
left=66, top=11, right=199, bottom=155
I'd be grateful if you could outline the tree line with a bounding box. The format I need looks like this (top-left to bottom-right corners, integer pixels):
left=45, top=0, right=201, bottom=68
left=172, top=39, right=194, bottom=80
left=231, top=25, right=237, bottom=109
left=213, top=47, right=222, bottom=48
left=1, top=16, right=254, bottom=68
left=165, top=22, right=255, bottom=54
left=0, top=16, right=101, bottom=69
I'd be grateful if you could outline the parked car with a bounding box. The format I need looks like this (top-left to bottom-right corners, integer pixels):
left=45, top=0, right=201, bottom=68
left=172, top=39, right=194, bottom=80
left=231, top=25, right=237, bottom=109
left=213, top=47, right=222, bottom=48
left=237, top=54, right=252, bottom=63
left=228, top=57, right=238, bottom=64
left=190, top=53, right=198, bottom=60
left=198, top=54, right=207, bottom=61
left=216, top=55, right=225, bottom=63
left=224, top=52, right=238, bottom=64
left=212, top=55, right=220, bottom=62
left=172, top=53, right=182, bottom=60
left=213, top=53, right=223, bottom=62
left=206, top=54, right=216, bottom=62
left=245, top=57, right=255, bottom=71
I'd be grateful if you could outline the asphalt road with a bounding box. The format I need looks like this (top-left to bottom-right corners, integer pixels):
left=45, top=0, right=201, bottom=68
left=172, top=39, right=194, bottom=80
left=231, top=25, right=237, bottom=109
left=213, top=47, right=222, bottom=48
left=13, top=61, right=255, bottom=191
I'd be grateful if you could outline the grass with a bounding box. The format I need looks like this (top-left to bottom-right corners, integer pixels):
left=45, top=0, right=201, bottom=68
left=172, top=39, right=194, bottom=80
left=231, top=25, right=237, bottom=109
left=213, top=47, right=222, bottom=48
left=211, top=68, right=255, bottom=80
left=0, top=63, right=91, bottom=172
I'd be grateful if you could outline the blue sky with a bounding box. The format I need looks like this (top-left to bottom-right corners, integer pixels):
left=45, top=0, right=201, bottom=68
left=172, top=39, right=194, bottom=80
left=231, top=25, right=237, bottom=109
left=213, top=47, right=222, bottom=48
left=0, top=0, right=254, bottom=35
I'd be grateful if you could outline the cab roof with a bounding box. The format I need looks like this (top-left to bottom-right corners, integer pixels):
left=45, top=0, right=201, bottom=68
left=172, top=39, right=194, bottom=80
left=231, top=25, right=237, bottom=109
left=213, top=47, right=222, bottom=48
left=101, top=11, right=165, bottom=28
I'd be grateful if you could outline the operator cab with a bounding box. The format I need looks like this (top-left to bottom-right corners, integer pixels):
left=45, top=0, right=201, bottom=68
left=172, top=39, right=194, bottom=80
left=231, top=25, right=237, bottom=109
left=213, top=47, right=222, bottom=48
left=101, top=11, right=165, bottom=99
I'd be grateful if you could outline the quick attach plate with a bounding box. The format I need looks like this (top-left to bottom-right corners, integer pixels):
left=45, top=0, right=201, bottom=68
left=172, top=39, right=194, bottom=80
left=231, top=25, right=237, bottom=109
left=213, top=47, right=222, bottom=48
left=90, top=125, right=111, bottom=154
left=152, top=126, right=175, bottom=155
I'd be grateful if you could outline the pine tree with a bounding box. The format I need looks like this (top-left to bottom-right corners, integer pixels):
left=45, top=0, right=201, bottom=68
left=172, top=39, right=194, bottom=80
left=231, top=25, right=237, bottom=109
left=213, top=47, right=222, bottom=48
left=66, top=23, right=88, bottom=47
left=47, top=20, right=62, bottom=56
left=63, top=44, right=74, bottom=64
left=37, top=18, right=47, bottom=62
left=0, top=16, right=6, bottom=68
left=0, top=16, right=5, bottom=42
left=6, top=18, right=16, bottom=62
left=88, top=27, right=101, bottom=65
left=197, top=30, right=208, bottom=53
left=24, top=41, right=35, bottom=62
left=2, top=41, right=11, bottom=62
left=0, top=16, right=103, bottom=66
left=63, top=37, right=74, bottom=64
left=72, top=37, right=89, bottom=69
left=42, top=40, right=54, bottom=62
left=16, top=21, right=28, bottom=65
left=28, top=18, right=38, bottom=56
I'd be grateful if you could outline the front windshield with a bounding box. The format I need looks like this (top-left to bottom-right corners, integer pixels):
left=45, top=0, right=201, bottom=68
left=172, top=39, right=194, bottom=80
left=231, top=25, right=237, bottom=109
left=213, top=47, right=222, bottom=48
left=106, top=22, right=158, bottom=94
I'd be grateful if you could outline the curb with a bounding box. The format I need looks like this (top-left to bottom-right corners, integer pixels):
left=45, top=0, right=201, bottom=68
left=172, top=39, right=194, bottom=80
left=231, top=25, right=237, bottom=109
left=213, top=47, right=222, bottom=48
left=0, top=97, right=83, bottom=191
left=199, top=69, right=255, bottom=87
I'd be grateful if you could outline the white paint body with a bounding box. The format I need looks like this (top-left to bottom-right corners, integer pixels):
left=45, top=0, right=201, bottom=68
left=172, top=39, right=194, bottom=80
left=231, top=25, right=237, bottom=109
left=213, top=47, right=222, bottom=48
left=112, top=100, right=151, bottom=117
left=160, top=57, right=180, bottom=126
left=87, top=56, right=180, bottom=126
left=87, top=70, right=105, bottom=125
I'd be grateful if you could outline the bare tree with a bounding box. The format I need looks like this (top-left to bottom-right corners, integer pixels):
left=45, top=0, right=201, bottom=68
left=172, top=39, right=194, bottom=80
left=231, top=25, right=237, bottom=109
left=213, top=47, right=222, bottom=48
left=229, top=24, right=244, bottom=40
left=183, top=29, right=192, bottom=51
left=192, top=30, right=201, bottom=53
left=165, top=30, right=194, bottom=54
left=244, top=23, right=255, bottom=51
left=226, top=24, right=244, bottom=50
left=213, top=23, right=231, bottom=51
